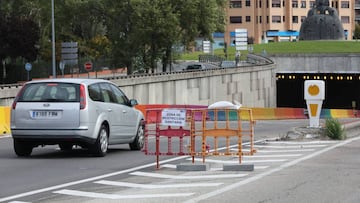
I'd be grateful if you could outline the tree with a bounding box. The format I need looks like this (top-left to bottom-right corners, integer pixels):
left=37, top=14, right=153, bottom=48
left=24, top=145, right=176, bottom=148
left=102, top=0, right=226, bottom=74
left=354, top=23, right=360, bottom=40
left=0, top=1, right=40, bottom=83
left=0, top=0, right=228, bottom=81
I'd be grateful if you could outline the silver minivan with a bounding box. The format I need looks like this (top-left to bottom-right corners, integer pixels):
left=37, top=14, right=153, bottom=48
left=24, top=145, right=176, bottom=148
left=10, top=78, right=145, bottom=157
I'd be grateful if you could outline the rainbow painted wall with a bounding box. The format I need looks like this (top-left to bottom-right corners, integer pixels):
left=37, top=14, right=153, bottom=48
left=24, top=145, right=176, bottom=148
left=1, top=105, right=359, bottom=135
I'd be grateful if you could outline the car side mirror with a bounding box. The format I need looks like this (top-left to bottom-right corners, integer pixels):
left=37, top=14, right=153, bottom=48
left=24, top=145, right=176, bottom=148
left=129, top=99, right=138, bottom=106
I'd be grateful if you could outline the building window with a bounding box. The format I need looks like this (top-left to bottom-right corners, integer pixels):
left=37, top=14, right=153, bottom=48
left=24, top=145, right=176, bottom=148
left=292, top=0, right=298, bottom=8
left=230, top=1, right=242, bottom=8
left=301, top=16, right=306, bottom=22
left=272, top=15, right=281, bottom=23
left=259, top=0, right=262, bottom=8
left=230, top=16, right=242, bottom=23
left=341, top=16, right=350, bottom=23
left=272, top=0, right=281, bottom=7
left=310, top=1, right=315, bottom=7
left=245, top=0, right=251, bottom=6
left=341, top=1, right=349, bottom=8
left=301, top=1, right=306, bottom=8
left=292, top=16, right=299, bottom=23
left=259, top=16, right=262, bottom=23
left=267, top=16, right=269, bottom=23
left=246, top=16, right=251, bottom=22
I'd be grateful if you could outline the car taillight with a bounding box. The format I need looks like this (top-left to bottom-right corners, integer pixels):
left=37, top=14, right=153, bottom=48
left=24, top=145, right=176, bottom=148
left=80, top=84, right=86, bottom=110
left=12, top=85, right=26, bottom=109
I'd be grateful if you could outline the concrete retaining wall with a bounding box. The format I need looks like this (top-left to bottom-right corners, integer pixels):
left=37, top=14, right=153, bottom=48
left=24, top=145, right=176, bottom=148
left=0, top=63, right=277, bottom=108
left=270, top=53, right=360, bottom=73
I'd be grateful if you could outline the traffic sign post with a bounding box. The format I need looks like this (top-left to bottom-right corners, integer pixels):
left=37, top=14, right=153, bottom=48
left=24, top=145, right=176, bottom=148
left=59, top=61, right=65, bottom=78
left=61, top=41, right=78, bottom=77
left=84, top=62, right=92, bottom=78
left=84, top=62, right=92, bottom=71
left=24, top=63, right=32, bottom=81
left=235, top=28, right=248, bottom=51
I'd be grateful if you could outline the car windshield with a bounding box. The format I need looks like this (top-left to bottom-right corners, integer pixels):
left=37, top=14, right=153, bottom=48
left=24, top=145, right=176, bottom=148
left=19, top=82, right=80, bottom=102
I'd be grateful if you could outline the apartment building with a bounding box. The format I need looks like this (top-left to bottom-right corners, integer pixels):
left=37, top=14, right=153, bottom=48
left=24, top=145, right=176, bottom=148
left=356, top=0, right=360, bottom=24
left=225, top=0, right=354, bottom=44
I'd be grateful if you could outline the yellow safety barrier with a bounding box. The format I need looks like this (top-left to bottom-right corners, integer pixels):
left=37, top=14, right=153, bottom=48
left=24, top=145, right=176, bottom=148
left=0, top=106, right=11, bottom=135
left=189, top=108, right=256, bottom=164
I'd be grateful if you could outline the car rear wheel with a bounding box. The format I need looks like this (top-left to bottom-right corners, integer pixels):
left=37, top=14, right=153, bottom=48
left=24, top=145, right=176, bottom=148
left=129, top=123, right=144, bottom=150
left=14, top=139, right=33, bottom=157
left=92, top=124, right=109, bottom=157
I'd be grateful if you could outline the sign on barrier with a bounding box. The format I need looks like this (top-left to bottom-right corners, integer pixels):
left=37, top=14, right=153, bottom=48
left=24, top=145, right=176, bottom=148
left=161, top=109, right=186, bottom=126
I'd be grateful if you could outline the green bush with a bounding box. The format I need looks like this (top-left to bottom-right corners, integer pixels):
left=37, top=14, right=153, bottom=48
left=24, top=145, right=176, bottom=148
left=324, top=118, right=346, bottom=140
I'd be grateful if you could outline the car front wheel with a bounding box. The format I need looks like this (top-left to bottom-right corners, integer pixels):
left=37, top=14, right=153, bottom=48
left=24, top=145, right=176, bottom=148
left=14, top=139, right=33, bottom=157
left=129, top=123, right=144, bottom=150
left=91, top=124, right=109, bottom=157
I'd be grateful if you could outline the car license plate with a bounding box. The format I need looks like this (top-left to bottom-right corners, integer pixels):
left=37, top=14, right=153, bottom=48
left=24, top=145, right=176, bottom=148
left=31, top=111, right=62, bottom=119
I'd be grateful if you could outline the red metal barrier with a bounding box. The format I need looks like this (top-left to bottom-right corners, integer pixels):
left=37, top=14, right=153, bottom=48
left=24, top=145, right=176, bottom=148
left=143, top=108, right=192, bottom=169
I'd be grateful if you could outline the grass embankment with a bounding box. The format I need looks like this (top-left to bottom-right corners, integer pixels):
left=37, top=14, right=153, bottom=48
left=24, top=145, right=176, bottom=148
left=179, top=41, right=360, bottom=60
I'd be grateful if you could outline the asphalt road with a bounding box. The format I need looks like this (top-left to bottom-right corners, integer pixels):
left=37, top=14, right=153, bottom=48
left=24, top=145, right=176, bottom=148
left=0, top=119, right=359, bottom=203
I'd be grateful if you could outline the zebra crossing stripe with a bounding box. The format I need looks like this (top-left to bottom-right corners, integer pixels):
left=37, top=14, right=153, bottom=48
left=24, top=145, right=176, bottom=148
left=161, top=163, right=269, bottom=170
left=264, top=141, right=338, bottom=145
left=130, top=171, right=248, bottom=179
left=95, top=180, right=223, bottom=188
left=54, top=189, right=194, bottom=199
left=189, top=157, right=287, bottom=164
left=252, top=144, right=326, bottom=148
left=8, top=201, right=30, bottom=203
left=251, top=149, right=315, bottom=153
left=245, top=154, right=302, bottom=158
left=235, top=148, right=315, bottom=153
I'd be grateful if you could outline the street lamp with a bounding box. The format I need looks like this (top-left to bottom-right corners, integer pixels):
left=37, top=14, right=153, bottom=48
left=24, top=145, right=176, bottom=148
left=51, top=0, right=56, bottom=78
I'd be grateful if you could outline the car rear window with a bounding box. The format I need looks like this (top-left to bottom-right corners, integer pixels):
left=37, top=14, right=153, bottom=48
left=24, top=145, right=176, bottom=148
left=18, top=82, right=80, bottom=102
left=187, top=64, right=202, bottom=70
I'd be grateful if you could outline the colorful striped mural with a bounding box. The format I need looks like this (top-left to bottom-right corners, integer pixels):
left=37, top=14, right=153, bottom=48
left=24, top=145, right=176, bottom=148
left=1, top=105, right=359, bottom=135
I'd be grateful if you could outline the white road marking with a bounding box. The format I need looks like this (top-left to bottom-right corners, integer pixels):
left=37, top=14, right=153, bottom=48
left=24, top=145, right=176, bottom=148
left=95, top=180, right=223, bottom=188
left=183, top=136, right=360, bottom=203
left=189, top=157, right=287, bottom=164
left=0, top=135, right=11, bottom=139
left=242, top=154, right=302, bottom=158
left=8, top=201, right=30, bottom=203
left=236, top=148, right=315, bottom=153
left=54, top=189, right=194, bottom=199
left=162, top=164, right=176, bottom=169
left=252, top=144, right=326, bottom=148
left=161, top=163, right=269, bottom=171
left=250, top=149, right=315, bottom=153
left=264, top=140, right=339, bottom=145
left=130, top=171, right=248, bottom=179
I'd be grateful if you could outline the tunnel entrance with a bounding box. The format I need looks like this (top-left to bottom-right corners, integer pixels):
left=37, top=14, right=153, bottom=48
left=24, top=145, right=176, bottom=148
left=276, top=73, right=360, bottom=110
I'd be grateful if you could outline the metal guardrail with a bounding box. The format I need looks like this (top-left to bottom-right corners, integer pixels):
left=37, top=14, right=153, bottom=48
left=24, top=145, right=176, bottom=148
left=0, top=54, right=273, bottom=93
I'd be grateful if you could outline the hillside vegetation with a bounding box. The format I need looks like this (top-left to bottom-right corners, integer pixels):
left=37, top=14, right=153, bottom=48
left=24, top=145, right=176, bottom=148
left=180, top=41, right=360, bottom=60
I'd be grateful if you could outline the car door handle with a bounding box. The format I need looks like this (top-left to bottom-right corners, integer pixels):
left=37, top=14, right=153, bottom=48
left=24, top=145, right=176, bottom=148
left=107, top=108, right=112, bottom=112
